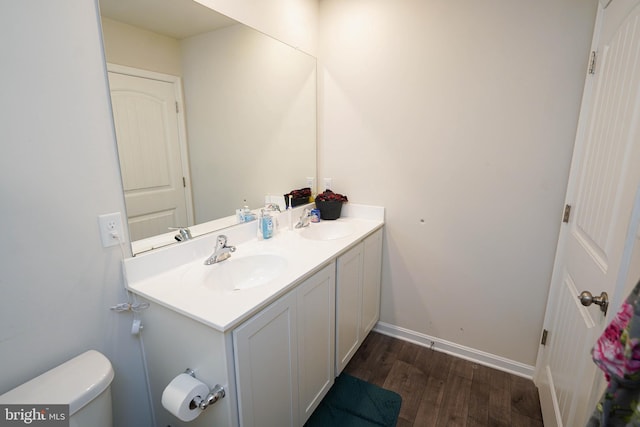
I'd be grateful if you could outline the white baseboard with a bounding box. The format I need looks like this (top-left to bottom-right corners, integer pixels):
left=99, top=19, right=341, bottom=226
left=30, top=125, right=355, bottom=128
left=373, top=321, right=535, bottom=379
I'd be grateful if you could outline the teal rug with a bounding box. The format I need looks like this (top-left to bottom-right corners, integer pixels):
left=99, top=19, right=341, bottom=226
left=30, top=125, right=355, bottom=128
left=305, top=373, right=402, bottom=427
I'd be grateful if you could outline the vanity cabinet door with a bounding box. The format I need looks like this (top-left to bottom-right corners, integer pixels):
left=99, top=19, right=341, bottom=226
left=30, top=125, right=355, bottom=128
left=233, top=263, right=336, bottom=427
left=297, top=263, right=336, bottom=424
left=361, top=228, right=383, bottom=337
left=335, top=229, right=384, bottom=375
left=335, top=242, right=364, bottom=374
left=233, top=292, right=299, bottom=427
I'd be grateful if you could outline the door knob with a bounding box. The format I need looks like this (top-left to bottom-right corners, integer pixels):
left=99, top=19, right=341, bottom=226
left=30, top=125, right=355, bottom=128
left=578, top=291, right=609, bottom=315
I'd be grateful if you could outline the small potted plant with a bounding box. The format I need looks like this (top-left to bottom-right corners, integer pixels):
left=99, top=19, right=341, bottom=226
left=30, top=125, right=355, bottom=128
left=284, top=187, right=312, bottom=208
left=315, top=190, right=348, bottom=220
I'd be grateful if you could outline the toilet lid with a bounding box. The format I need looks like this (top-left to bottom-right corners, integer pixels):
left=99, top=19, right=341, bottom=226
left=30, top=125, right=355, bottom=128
left=0, top=350, right=114, bottom=415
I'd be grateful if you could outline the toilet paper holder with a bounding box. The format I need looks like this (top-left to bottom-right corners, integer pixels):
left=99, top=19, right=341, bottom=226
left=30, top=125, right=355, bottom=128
left=183, top=369, right=226, bottom=411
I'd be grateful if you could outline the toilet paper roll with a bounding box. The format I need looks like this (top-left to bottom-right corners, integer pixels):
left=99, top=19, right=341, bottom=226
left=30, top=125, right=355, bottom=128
left=161, top=373, right=209, bottom=422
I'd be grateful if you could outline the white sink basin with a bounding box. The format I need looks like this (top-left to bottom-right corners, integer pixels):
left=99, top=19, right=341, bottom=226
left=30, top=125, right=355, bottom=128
left=184, top=254, right=287, bottom=291
left=300, top=221, right=355, bottom=241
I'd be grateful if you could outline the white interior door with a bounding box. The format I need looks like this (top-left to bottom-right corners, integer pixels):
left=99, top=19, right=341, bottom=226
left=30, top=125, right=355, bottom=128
left=107, top=66, right=192, bottom=241
left=535, top=1, right=640, bottom=426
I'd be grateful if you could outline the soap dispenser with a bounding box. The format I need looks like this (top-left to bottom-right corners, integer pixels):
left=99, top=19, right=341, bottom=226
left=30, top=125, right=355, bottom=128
left=237, top=201, right=256, bottom=223
left=260, top=209, right=274, bottom=239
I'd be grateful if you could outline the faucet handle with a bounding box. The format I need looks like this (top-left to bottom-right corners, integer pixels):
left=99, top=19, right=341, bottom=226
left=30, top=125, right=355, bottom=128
left=216, top=234, right=228, bottom=247
left=170, top=227, right=192, bottom=241
left=264, top=203, right=281, bottom=212
left=215, top=235, right=236, bottom=251
left=295, top=208, right=312, bottom=228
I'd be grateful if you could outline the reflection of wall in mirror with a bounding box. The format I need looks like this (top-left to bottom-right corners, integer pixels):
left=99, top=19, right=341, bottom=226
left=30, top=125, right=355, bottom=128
left=100, top=16, right=316, bottom=229
left=101, top=18, right=182, bottom=76
left=181, top=24, right=316, bottom=223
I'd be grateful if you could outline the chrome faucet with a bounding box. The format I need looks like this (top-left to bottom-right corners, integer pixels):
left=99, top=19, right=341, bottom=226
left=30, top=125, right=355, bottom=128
left=264, top=203, right=281, bottom=213
left=204, top=235, right=236, bottom=265
left=295, top=208, right=312, bottom=228
left=170, top=227, right=192, bottom=242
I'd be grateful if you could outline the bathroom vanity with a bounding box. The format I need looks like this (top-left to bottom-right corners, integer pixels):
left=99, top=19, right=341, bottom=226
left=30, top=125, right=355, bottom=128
left=124, top=204, right=384, bottom=427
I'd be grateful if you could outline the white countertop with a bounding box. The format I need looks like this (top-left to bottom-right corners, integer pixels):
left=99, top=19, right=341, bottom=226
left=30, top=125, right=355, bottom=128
left=124, top=204, right=384, bottom=332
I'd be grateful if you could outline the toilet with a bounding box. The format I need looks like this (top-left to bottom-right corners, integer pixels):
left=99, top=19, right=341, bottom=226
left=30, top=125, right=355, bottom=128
left=0, top=350, right=114, bottom=427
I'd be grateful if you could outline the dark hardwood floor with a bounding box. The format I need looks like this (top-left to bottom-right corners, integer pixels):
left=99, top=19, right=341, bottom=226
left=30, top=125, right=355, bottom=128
left=343, top=332, right=544, bottom=427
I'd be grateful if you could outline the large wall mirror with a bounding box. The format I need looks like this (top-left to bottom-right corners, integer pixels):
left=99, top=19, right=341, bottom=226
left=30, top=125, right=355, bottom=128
left=99, top=0, right=317, bottom=255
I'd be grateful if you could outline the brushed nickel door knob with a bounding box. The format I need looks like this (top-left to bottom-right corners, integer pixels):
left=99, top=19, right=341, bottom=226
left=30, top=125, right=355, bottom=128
left=578, top=290, right=609, bottom=315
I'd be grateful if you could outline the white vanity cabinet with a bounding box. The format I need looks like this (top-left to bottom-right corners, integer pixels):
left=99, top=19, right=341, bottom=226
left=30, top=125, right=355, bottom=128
left=125, top=209, right=384, bottom=427
left=336, top=228, right=383, bottom=374
left=233, top=262, right=336, bottom=427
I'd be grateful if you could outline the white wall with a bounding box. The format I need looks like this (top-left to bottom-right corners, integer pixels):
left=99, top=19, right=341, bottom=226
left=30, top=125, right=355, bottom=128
left=195, top=0, right=318, bottom=56
left=0, top=2, right=152, bottom=426
left=101, top=17, right=183, bottom=76
left=319, top=0, right=598, bottom=368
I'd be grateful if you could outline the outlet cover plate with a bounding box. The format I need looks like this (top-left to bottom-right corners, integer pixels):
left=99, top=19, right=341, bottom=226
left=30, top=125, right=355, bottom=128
left=98, top=212, right=124, bottom=247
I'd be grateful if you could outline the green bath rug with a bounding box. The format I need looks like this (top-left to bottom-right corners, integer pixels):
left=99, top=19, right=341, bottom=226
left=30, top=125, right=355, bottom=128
left=305, top=373, right=402, bottom=427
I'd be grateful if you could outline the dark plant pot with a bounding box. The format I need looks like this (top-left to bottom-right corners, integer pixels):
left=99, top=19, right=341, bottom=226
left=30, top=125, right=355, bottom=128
left=285, top=196, right=309, bottom=208
left=315, top=200, right=344, bottom=220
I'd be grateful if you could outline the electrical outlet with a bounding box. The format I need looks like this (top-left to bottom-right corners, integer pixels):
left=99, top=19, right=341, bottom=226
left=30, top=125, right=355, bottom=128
left=306, top=176, right=314, bottom=191
left=98, top=212, right=124, bottom=247
left=323, top=178, right=332, bottom=192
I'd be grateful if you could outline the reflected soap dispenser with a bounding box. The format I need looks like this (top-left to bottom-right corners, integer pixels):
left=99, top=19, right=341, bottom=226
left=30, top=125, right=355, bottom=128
left=237, top=201, right=256, bottom=223
left=259, top=209, right=274, bottom=239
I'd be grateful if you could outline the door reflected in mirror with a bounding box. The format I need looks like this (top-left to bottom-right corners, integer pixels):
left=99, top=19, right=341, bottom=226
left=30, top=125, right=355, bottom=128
left=99, top=0, right=316, bottom=254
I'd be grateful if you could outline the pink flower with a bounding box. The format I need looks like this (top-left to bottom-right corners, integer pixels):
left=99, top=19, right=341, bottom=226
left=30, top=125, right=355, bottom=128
left=593, top=303, right=634, bottom=380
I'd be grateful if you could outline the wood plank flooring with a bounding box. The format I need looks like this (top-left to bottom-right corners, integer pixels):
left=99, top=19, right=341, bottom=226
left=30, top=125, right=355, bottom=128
left=343, top=332, right=544, bottom=427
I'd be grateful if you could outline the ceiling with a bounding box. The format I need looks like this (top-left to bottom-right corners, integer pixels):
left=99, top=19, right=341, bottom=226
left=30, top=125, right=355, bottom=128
left=99, top=0, right=237, bottom=39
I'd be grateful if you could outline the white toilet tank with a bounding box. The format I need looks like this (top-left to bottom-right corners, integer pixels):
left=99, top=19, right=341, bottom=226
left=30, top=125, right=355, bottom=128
left=0, top=350, right=114, bottom=427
